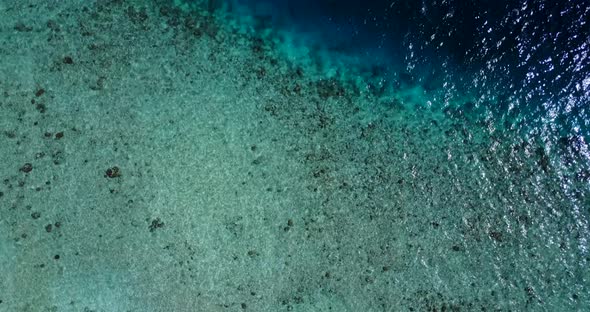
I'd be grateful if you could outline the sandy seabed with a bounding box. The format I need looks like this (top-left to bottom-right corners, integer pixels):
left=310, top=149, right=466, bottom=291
left=0, top=0, right=588, bottom=311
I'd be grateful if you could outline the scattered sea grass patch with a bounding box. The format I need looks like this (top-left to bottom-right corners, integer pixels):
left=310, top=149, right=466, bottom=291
left=575, top=169, right=590, bottom=182
left=161, top=7, right=182, bottom=27
left=55, top=131, right=64, bottom=139
left=283, top=218, right=294, bottom=232
left=255, top=67, right=266, bottom=79
left=90, top=76, right=106, bottom=91
left=184, top=16, right=203, bottom=37
left=3, top=130, right=16, bottom=138
left=62, top=56, right=74, bottom=64
left=126, top=6, right=149, bottom=25
left=316, top=78, right=346, bottom=99
left=202, top=18, right=219, bottom=38
left=46, top=19, right=60, bottom=32
left=35, top=103, right=46, bottom=113
left=14, top=22, right=32, bottom=32
left=380, top=98, right=405, bottom=112
left=251, top=37, right=266, bottom=54
left=158, top=4, right=173, bottom=17
left=19, top=163, right=33, bottom=173
left=149, top=218, right=164, bottom=232
left=105, top=166, right=121, bottom=178
left=489, top=231, right=503, bottom=242
left=536, top=147, right=550, bottom=173
left=251, top=156, right=263, bottom=165
left=263, top=102, right=279, bottom=116
left=50, top=150, right=64, bottom=165
left=35, top=88, right=45, bottom=97
left=295, top=67, right=304, bottom=77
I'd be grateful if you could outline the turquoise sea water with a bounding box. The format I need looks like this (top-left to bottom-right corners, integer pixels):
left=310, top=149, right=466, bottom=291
left=0, top=0, right=589, bottom=311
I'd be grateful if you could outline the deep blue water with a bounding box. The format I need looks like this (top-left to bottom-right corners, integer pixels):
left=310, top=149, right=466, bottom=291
left=233, top=0, right=590, bottom=142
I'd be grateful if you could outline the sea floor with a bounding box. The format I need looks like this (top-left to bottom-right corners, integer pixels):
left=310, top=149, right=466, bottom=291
left=0, top=0, right=588, bottom=311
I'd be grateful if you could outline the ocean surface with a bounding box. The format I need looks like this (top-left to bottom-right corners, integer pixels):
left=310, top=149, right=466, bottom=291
left=0, top=0, right=588, bottom=311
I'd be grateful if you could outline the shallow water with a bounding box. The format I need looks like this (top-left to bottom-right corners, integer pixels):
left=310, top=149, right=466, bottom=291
left=0, top=0, right=588, bottom=311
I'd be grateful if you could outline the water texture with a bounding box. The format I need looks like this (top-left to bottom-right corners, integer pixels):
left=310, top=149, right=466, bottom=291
left=0, top=0, right=588, bottom=311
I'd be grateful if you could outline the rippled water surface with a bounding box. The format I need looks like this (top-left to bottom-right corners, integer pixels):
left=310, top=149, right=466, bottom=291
left=0, top=0, right=588, bottom=311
